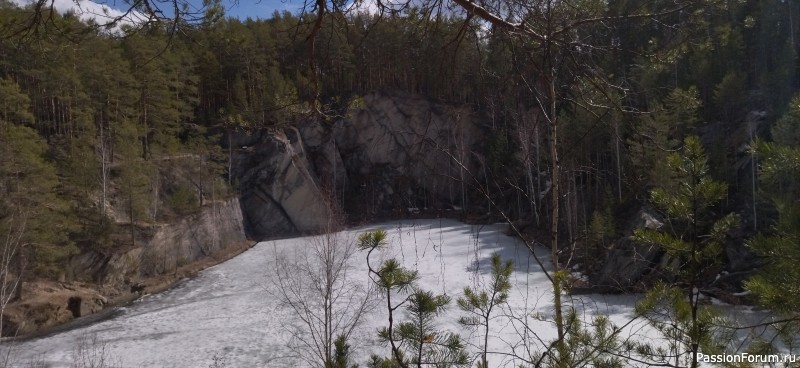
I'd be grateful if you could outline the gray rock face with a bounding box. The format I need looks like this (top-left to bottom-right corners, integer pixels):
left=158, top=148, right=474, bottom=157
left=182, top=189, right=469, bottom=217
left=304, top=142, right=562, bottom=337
left=4, top=199, right=248, bottom=338
left=234, top=91, right=485, bottom=240
left=237, top=129, right=334, bottom=239
left=335, top=92, right=481, bottom=214
left=140, top=198, right=247, bottom=276
left=71, top=198, right=247, bottom=286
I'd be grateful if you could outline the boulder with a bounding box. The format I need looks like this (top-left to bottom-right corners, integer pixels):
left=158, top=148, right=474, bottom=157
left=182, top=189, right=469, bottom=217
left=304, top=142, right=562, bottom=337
left=593, top=207, right=667, bottom=292
left=2, top=282, right=107, bottom=337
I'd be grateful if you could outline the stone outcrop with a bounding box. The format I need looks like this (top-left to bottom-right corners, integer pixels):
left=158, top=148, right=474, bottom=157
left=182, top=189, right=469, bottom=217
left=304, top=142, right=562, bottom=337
left=593, top=207, right=669, bottom=292
left=3, top=198, right=248, bottom=337
left=333, top=92, right=482, bottom=218
left=2, top=281, right=107, bottom=337
left=234, top=90, right=485, bottom=240
left=140, top=197, right=247, bottom=276
left=237, top=128, right=334, bottom=239
left=71, top=197, right=247, bottom=286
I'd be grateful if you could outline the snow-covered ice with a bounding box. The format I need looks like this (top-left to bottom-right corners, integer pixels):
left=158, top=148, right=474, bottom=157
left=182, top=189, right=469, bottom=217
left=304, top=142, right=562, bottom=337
left=2, top=219, right=775, bottom=367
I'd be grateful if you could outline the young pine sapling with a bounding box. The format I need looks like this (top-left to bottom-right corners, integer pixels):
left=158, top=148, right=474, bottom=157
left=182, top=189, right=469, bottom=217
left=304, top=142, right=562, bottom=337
left=457, top=253, right=513, bottom=368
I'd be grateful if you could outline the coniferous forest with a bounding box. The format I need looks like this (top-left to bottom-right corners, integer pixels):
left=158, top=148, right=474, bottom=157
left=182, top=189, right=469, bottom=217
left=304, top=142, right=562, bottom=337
left=1, top=0, right=800, bottom=366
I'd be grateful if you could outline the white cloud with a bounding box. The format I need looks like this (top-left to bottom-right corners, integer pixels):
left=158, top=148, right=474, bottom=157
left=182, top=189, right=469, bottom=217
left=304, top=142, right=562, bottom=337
left=10, top=0, right=147, bottom=30
left=347, top=0, right=471, bottom=19
left=348, top=0, right=382, bottom=14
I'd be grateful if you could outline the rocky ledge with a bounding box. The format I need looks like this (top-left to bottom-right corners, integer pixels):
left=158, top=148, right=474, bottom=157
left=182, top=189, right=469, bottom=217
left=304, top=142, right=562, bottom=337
left=3, top=198, right=250, bottom=338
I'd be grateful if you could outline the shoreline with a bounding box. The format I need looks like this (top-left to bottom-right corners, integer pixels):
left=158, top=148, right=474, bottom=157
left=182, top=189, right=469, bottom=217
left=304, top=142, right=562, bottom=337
left=3, top=239, right=256, bottom=342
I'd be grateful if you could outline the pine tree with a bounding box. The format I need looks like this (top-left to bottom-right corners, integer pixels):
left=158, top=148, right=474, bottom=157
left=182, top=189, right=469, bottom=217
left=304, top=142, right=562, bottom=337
left=327, top=335, right=357, bottom=368
left=359, top=230, right=416, bottom=368
left=457, top=253, right=512, bottom=368
left=359, top=230, right=467, bottom=368
left=394, top=290, right=468, bottom=368
left=744, top=95, right=800, bottom=338
left=0, top=124, right=76, bottom=277
left=0, top=77, right=34, bottom=125
left=633, top=136, right=740, bottom=368
left=628, top=87, right=702, bottom=188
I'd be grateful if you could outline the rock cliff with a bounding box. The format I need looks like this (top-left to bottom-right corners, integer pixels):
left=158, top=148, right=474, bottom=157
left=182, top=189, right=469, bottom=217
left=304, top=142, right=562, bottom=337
left=72, top=197, right=247, bottom=286
left=234, top=90, right=485, bottom=240
left=4, top=198, right=247, bottom=337
left=236, top=128, right=335, bottom=238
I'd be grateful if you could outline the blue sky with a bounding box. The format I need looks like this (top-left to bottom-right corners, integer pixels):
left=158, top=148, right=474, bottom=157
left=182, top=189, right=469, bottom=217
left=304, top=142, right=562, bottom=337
left=9, top=0, right=305, bottom=23
left=213, top=0, right=304, bottom=19
left=193, top=0, right=383, bottom=20
left=11, top=0, right=375, bottom=26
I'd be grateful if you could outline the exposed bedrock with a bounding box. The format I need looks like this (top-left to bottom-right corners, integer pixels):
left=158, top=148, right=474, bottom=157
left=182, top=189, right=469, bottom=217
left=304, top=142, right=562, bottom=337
left=233, top=90, right=484, bottom=240
left=70, top=197, right=247, bottom=287
left=4, top=198, right=248, bottom=337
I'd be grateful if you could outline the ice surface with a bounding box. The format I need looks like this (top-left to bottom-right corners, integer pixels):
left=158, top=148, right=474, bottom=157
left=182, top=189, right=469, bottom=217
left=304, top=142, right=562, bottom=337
left=2, top=219, right=774, bottom=367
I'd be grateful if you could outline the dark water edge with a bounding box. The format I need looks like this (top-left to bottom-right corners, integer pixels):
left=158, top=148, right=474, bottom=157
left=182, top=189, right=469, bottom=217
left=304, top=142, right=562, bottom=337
left=1, top=278, right=195, bottom=344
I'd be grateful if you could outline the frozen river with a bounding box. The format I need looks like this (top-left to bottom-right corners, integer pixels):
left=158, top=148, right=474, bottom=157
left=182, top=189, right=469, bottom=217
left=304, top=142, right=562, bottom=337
left=3, top=219, right=773, bottom=367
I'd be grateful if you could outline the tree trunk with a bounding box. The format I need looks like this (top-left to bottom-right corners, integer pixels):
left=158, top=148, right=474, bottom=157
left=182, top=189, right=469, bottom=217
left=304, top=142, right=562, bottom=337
left=615, top=119, right=622, bottom=201
left=546, top=66, right=567, bottom=363
left=228, top=130, right=233, bottom=186
left=14, top=246, right=24, bottom=302
left=129, top=187, right=136, bottom=248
